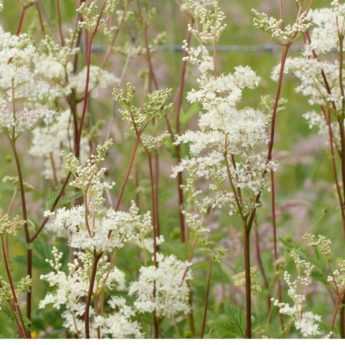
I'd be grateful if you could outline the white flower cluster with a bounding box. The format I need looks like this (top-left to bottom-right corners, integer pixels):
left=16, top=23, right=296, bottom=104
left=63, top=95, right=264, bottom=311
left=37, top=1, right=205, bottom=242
left=129, top=254, right=192, bottom=319
left=273, top=58, right=339, bottom=109
left=303, top=233, right=332, bottom=257
left=45, top=142, right=153, bottom=252
left=277, top=1, right=345, bottom=141
left=306, top=1, right=345, bottom=55
left=113, top=84, right=172, bottom=131
left=65, top=140, right=115, bottom=206
left=273, top=251, right=322, bottom=337
left=0, top=23, right=117, bottom=182
left=252, top=8, right=311, bottom=44
left=70, top=65, right=118, bottom=97
left=77, top=0, right=124, bottom=39
left=0, top=29, right=61, bottom=134
left=0, top=25, right=116, bottom=180
left=181, top=0, right=227, bottom=42
left=0, top=275, right=31, bottom=311
left=233, top=267, right=261, bottom=294
left=0, top=211, right=24, bottom=236
left=29, top=110, right=89, bottom=181
left=35, top=36, right=116, bottom=98
left=0, top=32, right=82, bottom=135
left=141, top=131, right=169, bottom=151
left=174, top=1, right=272, bottom=220
left=46, top=202, right=153, bottom=252
left=0, top=278, right=10, bottom=311
left=40, top=136, right=189, bottom=337
left=40, top=248, right=142, bottom=338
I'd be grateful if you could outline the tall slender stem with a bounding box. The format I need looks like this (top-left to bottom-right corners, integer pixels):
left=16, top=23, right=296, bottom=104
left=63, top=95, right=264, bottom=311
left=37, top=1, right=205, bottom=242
left=76, top=1, right=106, bottom=157
left=76, top=31, right=91, bottom=158
left=8, top=137, right=32, bottom=331
left=1, top=237, right=27, bottom=338
left=200, top=259, right=213, bottom=338
left=270, top=170, right=284, bottom=328
left=174, top=20, right=193, bottom=242
left=34, top=2, right=46, bottom=34
left=254, top=219, right=271, bottom=314
left=340, top=294, right=345, bottom=338
left=16, top=5, right=33, bottom=35
left=128, top=112, right=161, bottom=338
left=224, top=141, right=253, bottom=337
left=142, top=22, right=159, bottom=91
left=333, top=30, right=345, bottom=336
left=147, top=153, right=160, bottom=338
left=267, top=44, right=290, bottom=163
left=56, top=0, right=65, bottom=45
left=243, top=223, right=252, bottom=338
left=115, top=139, right=139, bottom=211
left=29, top=173, right=71, bottom=243
left=153, top=150, right=161, bottom=237
left=140, top=16, right=161, bottom=240
left=85, top=252, right=102, bottom=338
left=271, top=171, right=278, bottom=264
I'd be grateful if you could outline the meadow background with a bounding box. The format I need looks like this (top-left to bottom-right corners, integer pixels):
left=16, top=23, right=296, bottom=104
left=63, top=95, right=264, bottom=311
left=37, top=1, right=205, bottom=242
left=0, top=0, right=339, bottom=338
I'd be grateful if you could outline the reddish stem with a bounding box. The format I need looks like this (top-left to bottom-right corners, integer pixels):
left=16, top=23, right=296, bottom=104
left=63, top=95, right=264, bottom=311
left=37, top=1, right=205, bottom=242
left=254, top=220, right=271, bottom=314
left=29, top=173, right=71, bottom=243
left=115, top=139, right=140, bottom=211
left=243, top=225, right=252, bottom=338
left=174, top=21, right=193, bottom=242
left=56, top=0, right=65, bottom=45
left=85, top=252, right=102, bottom=338
left=200, top=259, right=213, bottom=338
left=1, top=237, right=28, bottom=338
left=8, top=138, right=32, bottom=331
